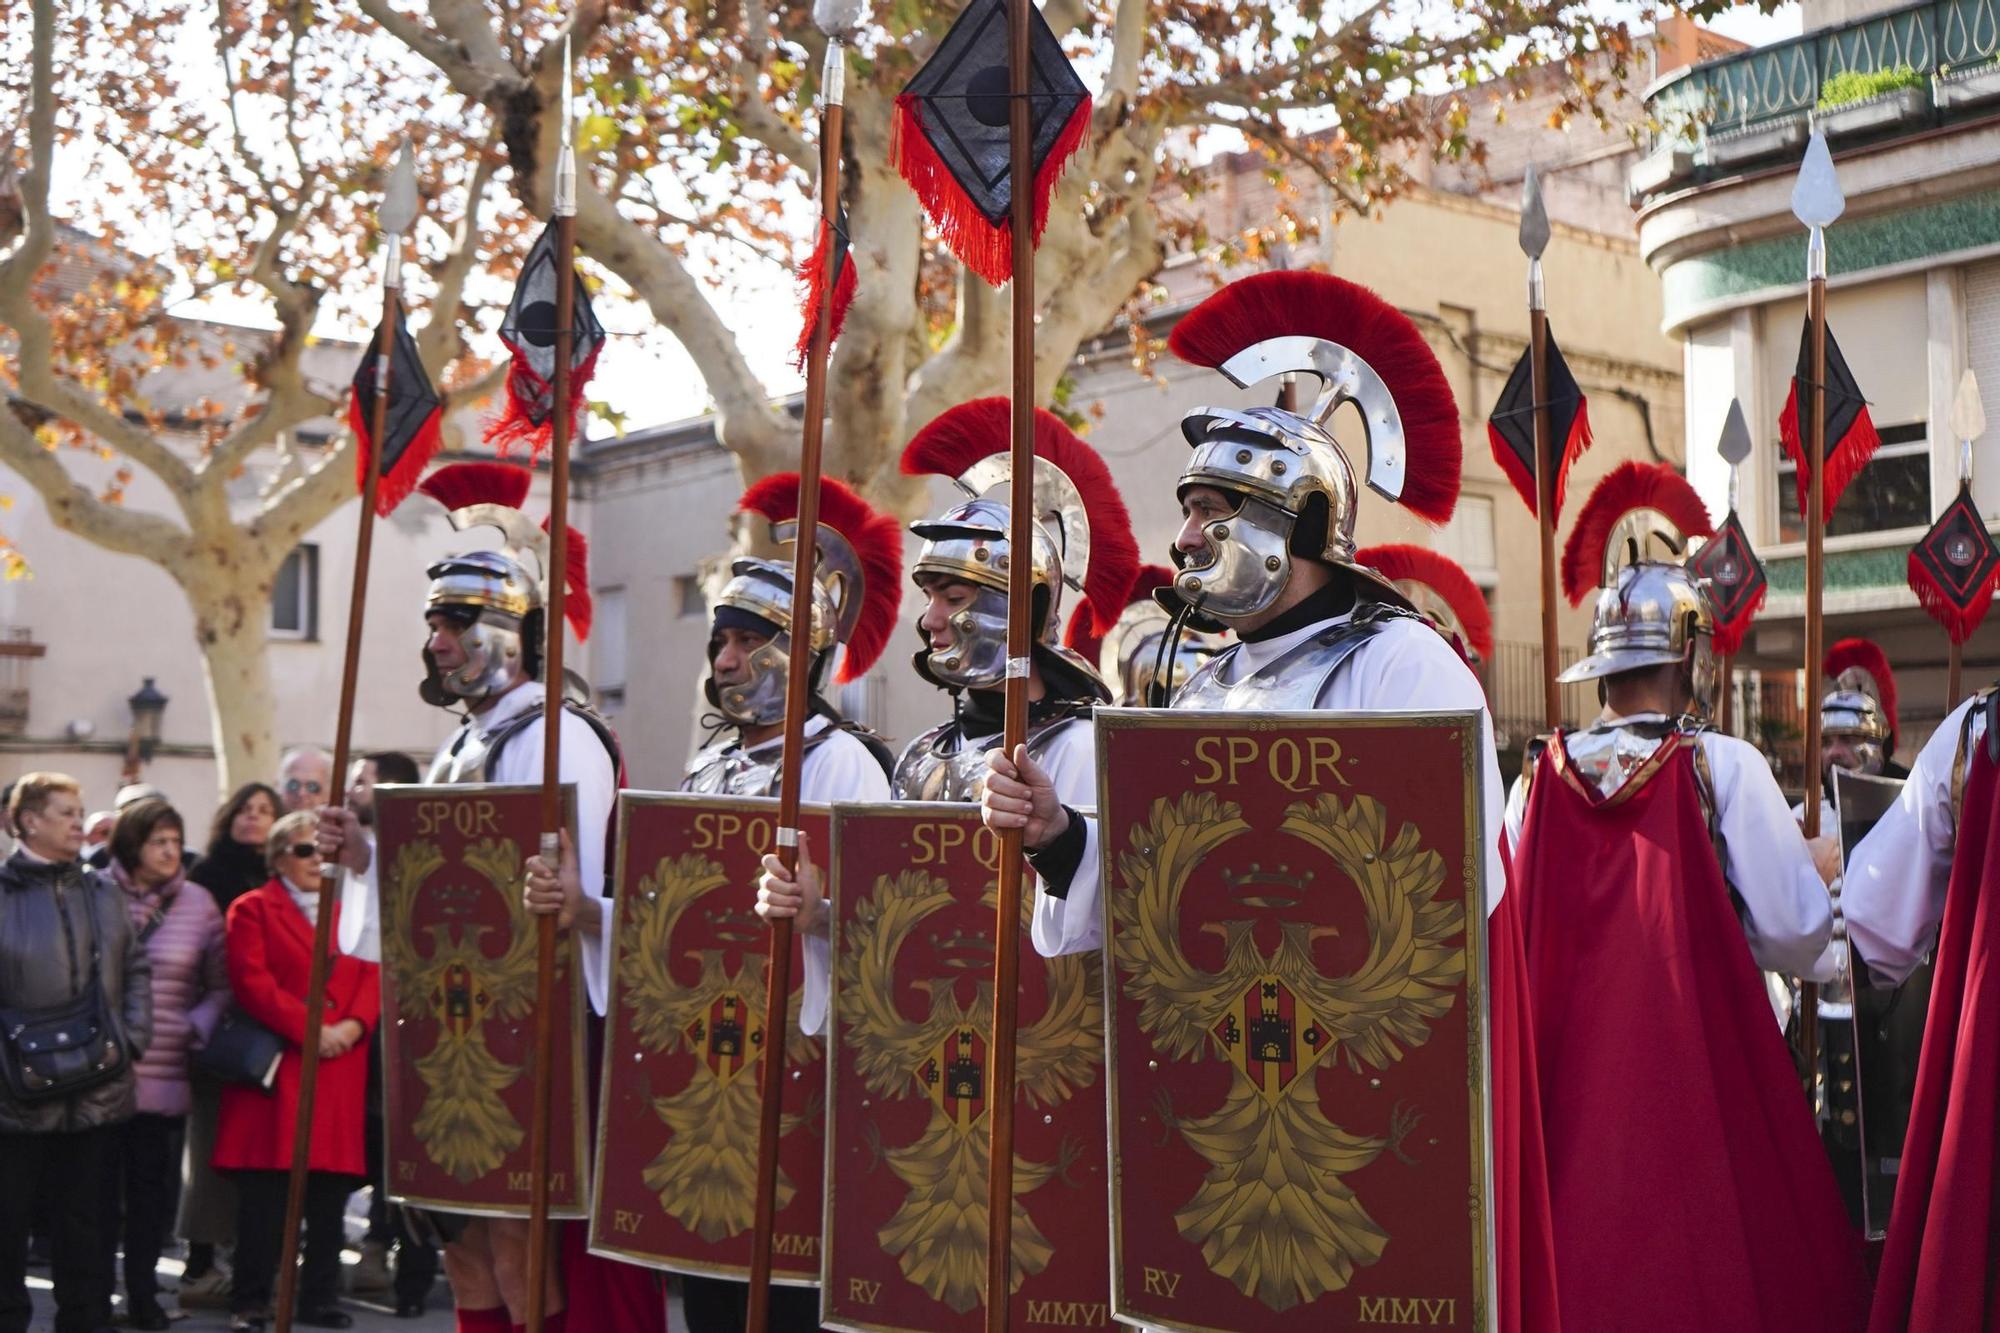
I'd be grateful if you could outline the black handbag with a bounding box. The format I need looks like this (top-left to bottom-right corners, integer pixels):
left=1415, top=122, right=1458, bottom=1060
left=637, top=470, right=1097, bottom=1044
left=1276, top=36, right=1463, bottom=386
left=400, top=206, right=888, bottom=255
left=0, top=889, right=129, bottom=1104
left=193, top=1006, right=285, bottom=1093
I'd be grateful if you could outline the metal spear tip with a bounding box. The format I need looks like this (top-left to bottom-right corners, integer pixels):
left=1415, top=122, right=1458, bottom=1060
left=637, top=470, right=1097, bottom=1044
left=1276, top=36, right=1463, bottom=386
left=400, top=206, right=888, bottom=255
left=1953, top=367, right=1987, bottom=445
left=379, top=141, right=419, bottom=237
left=1790, top=131, right=1844, bottom=230
left=1517, top=163, right=1550, bottom=260
left=812, top=0, right=868, bottom=40
left=1718, top=398, right=1752, bottom=467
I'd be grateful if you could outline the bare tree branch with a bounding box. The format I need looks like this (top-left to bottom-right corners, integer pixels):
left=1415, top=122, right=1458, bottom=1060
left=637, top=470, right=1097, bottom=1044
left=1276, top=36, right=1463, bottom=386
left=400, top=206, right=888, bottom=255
left=0, top=409, right=192, bottom=563
left=248, top=442, right=357, bottom=558
left=416, top=129, right=502, bottom=373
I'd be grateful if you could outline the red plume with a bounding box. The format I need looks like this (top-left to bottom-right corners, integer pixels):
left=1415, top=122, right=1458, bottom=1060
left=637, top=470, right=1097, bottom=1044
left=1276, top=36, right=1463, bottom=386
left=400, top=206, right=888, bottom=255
left=1561, top=462, right=1714, bottom=606
left=1355, top=544, right=1495, bottom=661
left=791, top=213, right=858, bottom=371
left=1064, top=562, right=1173, bottom=663
left=738, top=474, right=905, bottom=682
left=417, top=461, right=533, bottom=514
left=1166, top=272, right=1461, bottom=525
left=539, top=518, right=592, bottom=642
left=1824, top=637, right=1898, bottom=749
left=901, top=397, right=1140, bottom=633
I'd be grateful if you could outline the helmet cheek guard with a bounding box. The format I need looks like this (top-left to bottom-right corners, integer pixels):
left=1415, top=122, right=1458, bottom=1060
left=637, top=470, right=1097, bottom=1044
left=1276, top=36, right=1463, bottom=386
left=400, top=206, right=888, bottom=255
left=715, top=634, right=795, bottom=726
left=1173, top=494, right=1296, bottom=621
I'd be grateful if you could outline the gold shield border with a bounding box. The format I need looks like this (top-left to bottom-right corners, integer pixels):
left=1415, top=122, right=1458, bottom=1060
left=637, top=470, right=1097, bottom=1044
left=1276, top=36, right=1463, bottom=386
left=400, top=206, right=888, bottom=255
left=373, top=782, right=591, bottom=1220
left=1092, top=708, right=1496, bottom=1333
left=587, top=789, right=832, bottom=1285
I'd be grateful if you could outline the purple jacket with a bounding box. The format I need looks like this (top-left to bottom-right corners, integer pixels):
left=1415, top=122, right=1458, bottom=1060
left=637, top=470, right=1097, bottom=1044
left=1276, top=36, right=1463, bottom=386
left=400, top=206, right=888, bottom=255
left=111, top=863, right=229, bottom=1117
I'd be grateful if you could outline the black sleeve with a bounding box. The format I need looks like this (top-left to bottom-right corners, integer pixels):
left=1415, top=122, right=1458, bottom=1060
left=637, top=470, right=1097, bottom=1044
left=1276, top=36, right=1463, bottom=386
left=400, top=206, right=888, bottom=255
left=1022, top=806, right=1087, bottom=900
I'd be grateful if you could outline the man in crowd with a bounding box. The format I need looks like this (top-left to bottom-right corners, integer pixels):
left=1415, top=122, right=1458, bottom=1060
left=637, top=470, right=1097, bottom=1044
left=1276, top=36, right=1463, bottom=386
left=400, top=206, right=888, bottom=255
left=0, top=773, right=153, bottom=1333
left=278, top=746, right=334, bottom=814
left=81, top=809, right=115, bottom=870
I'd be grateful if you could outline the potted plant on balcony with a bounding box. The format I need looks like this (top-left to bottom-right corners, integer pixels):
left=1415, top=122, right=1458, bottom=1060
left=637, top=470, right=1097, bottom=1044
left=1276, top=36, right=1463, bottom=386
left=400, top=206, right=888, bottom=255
left=1935, top=53, right=2000, bottom=112
left=1817, top=64, right=1931, bottom=138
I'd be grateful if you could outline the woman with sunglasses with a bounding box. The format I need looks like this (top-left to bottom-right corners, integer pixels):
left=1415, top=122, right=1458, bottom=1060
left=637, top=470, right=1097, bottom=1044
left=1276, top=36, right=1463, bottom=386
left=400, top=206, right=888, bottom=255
left=211, top=811, right=378, bottom=1330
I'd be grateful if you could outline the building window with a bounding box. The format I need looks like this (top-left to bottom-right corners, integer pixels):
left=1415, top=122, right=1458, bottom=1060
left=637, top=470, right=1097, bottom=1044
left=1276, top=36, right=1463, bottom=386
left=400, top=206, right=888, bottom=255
left=1433, top=493, right=1500, bottom=585
left=270, top=545, right=319, bottom=640
left=594, top=586, right=628, bottom=712
left=1775, top=421, right=1931, bottom=544
left=676, top=574, right=707, bottom=619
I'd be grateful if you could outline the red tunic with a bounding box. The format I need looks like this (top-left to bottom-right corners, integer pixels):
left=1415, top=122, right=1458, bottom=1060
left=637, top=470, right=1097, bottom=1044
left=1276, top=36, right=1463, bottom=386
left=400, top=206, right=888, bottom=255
left=1506, top=734, right=1867, bottom=1331
left=213, top=879, right=379, bottom=1177
left=1868, top=730, right=2000, bottom=1330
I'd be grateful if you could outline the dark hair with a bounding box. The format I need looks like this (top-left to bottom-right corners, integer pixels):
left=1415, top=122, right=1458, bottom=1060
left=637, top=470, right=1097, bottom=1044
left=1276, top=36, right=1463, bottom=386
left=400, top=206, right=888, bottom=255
left=205, top=782, right=284, bottom=859
left=365, top=751, right=422, bottom=785
left=110, top=799, right=185, bottom=875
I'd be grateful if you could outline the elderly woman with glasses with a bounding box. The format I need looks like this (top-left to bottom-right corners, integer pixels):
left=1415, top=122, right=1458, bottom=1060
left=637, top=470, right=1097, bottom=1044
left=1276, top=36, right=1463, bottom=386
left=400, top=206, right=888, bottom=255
left=211, top=812, right=378, bottom=1331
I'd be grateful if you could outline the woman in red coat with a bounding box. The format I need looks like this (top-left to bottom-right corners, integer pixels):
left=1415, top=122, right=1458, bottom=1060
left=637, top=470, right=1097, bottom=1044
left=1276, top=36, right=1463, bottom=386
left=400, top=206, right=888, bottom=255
left=213, top=811, right=379, bottom=1330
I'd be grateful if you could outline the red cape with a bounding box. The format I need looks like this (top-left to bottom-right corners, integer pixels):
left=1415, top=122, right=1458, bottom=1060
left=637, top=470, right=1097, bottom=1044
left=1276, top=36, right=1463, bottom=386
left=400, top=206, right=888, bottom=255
left=1869, top=729, right=2000, bottom=1330
left=1506, top=735, right=1867, bottom=1331
left=1490, top=878, right=1562, bottom=1333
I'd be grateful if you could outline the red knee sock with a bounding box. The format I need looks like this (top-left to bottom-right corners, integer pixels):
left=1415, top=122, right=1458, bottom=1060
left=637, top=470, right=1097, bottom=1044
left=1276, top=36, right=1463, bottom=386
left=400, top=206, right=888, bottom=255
left=456, top=1309, right=510, bottom=1333
left=510, top=1315, right=565, bottom=1333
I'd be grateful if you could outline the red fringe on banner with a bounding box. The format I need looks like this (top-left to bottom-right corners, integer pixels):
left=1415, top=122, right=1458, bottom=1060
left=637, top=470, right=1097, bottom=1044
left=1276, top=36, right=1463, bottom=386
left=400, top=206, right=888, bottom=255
left=1777, top=380, right=1881, bottom=522
left=541, top=517, right=593, bottom=642
left=1908, top=548, right=1995, bottom=647
left=485, top=342, right=604, bottom=462
left=792, top=217, right=858, bottom=371
left=1489, top=396, right=1593, bottom=520
left=347, top=390, right=443, bottom=519
left=891, top=93, right=1091, bottom=288
left=1711, top=582, right=1767, bottom=658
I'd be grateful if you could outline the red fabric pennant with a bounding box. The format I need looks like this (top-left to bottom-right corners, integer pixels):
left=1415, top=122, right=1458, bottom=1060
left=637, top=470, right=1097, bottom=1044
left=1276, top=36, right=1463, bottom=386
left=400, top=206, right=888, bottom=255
left=792, top=212, right=858, bottom=370
left=1777, top=378, right=1883, bottom=522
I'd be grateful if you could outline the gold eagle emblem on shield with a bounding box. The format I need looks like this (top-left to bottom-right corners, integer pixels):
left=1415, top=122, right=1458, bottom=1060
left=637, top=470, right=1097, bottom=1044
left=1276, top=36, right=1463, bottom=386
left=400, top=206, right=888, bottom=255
left=1110, top=790, right=1465, bottom=1312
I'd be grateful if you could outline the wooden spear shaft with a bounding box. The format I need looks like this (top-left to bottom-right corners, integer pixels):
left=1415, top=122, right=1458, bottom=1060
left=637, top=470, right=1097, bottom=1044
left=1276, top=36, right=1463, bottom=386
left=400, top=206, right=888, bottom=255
left=1799, top=265, right=1827, bottom=1081
left=984, top=1, right=1036, bottom=1327
left=273, top=275, right=396, bottom=1333
left=1530, top=307, right=1560, bottom=730
left=1720, top=656, right=1734, bottom=735
left=746, top=65, right=847, bottom=1333
left=522, top=203, right=579, bottom=1333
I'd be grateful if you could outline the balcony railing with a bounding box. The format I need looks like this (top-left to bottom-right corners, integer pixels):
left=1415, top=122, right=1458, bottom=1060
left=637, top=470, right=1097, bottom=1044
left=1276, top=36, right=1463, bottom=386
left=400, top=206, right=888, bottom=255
left=1486, top=640, right=1600, bottom=752
left=0, top=627, right=43, bottom=738
left=1637, top=0, right=2000, bottom=192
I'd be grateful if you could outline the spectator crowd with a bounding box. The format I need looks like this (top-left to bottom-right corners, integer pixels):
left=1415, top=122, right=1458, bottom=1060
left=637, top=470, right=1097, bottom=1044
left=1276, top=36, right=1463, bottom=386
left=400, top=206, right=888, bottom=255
left=1, top=747, right=427, bottom=1333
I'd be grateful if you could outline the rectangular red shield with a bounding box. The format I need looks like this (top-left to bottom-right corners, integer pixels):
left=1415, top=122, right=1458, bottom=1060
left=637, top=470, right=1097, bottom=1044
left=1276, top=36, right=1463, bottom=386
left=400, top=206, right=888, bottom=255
left=589, top=793, right=831, bottom=1282
left=822, top=803, right=1112, bottom=1333
left=373, top=784, right=589, bottom=1218
left=1096, top=709, right=1492, bottom=1332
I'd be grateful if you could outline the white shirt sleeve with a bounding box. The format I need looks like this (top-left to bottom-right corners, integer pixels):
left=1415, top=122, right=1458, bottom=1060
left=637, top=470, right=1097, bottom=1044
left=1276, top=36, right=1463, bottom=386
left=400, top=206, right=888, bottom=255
left=796, top=730, right=893, bottom=1038
left=1703, top=733, right=1836, bottom=977
left=338, top=833, right=381, bottom=962
left=490, top=707, right=620, bottom=1017
left=1332, top=620, right=1508, bottom=915
left=1026, top=720, right=1104, bottom=959
left=1844, top=697, right=1975, bottom=985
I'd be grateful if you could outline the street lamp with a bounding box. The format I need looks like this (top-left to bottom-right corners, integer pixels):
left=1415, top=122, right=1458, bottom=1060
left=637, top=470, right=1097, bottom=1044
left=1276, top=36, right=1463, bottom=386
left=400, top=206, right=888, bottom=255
left=123, top=677, right=169, bottom=779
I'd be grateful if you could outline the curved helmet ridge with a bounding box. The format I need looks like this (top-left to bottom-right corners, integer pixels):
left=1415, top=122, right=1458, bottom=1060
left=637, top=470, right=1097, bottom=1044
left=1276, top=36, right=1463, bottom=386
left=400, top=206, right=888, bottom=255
left=416, top=462, right=593, bottom=706
left=900, top=398, right=1138, bottom=691
left=711, top=474, right=905, bottom=726
left=1555, top=462, right=1718, bottom=707
left=1165, top=271, right=1462, bottom=620
left=1821, top=637, right=1895, bottom=772
left=1354, top=544, right=1494, bottom=666
left=1068, top=564, right=1230, bottom=706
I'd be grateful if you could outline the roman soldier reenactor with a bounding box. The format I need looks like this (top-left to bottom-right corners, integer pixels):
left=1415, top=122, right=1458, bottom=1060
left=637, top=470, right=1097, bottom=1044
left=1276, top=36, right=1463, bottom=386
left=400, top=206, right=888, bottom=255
left=1805, top=638, right=1901, bottom=831
left=1844, top=685, right=2000, bottom=1331
left=1355, top=542, right=1496, bottom=669
left=976, top=270, right=1506, bottom=952
left=678, top=472, right=900, bottom=1333
left=1499, top=460, right=1865, bottom=1331
left=318, top=461, right=664, bottom=1333
left=755, top=397, right=1139, bottom=1020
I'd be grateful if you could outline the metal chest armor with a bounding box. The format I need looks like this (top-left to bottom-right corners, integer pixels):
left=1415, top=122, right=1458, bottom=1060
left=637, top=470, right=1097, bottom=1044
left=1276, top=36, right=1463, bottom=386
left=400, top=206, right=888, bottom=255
left=682, top=726, right=851, bottom=798
left=1169, top=601, right=1418, bottom=712
left=892, top=712, right=1082, bottom=802
left=428, top=721, right=502, bottom=786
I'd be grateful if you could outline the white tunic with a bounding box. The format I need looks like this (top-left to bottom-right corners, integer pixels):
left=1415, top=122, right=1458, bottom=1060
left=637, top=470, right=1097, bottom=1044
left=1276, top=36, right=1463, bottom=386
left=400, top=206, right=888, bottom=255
left=1844, top=694, right=1982, bottom=985
left=758, top=716, right=894, bottom=1039
left=342, top=681, right=620, bottom=1012
left=1031, top=613, right=1505, bottom=958
left=1501, top=716, right=1836, bottom=979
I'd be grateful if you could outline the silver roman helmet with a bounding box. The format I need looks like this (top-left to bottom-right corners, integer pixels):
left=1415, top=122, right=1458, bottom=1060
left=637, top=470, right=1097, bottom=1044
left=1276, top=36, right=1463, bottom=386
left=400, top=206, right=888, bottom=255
left=1084, top=565, right=1229, bottom=706
left=709, top=473, right=904, bottom=727
left=1555, top=461, right=1719, bottom=707
left=1819, top=638, right=1896, bottom=775
left=415, top=463, right=592, bottom=706
left=1163, top=272, right=1463, bottom=621
left=900, top=398, right=1137, bottom=692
